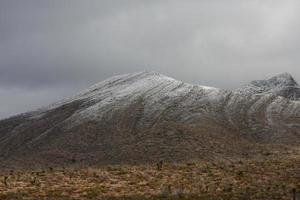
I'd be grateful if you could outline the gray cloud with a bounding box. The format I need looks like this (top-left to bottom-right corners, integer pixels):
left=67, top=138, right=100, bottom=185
left=1, top=0, right=300, bottom=118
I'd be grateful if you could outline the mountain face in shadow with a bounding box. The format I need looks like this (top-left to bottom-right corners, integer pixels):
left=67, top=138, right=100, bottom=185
left=0, top=72, right=299, bottom=168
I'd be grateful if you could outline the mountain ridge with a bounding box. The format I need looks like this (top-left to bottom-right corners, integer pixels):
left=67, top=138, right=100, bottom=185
left=0, top=71, right=299, bottom=168
left=4, top=71, right=299, bottom=120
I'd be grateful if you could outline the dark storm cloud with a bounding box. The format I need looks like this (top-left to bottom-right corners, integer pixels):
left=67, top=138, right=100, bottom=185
left=1, top=0, right=300, bottom=118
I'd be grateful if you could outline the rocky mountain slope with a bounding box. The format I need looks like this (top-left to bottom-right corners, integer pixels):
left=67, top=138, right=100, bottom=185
left=0, top=71, right=299, bottom=168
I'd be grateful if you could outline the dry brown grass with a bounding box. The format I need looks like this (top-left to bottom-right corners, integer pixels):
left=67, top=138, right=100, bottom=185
left=0, top=148, right=300, bottom=200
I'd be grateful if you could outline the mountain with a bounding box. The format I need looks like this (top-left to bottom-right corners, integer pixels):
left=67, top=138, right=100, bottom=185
left=0, top=71, right=299, bottom=168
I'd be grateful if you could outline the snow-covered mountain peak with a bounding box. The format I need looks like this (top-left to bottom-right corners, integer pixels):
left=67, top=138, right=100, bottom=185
left=266, top=73, right=298, bottom=87
left=67, top=71, right=218, bottom=99
left=37, top=71, right=300, bottom=118
left=237, top=73, right=300, bottom=100
left=74, top=71, right=221, bottom=103
left=42, top=71, right=221, bottom=112
left=249, top=73, right=297, bottom=89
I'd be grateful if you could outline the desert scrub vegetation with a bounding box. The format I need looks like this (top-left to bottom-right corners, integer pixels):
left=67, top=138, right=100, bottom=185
left=0, top=149, right=299, bottom=200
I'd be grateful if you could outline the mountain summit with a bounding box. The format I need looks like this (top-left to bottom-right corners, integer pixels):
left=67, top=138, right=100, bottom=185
left=262, top=73, right=298, bottom=87
left=238, top=73, right=300, bottom=100
left=0, top=72, right=299, bottom=168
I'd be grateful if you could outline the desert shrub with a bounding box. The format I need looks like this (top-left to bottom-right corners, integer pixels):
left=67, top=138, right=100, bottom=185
left=86, top=186, right=106, bottom=198
left=3, top=176, right=8, bottom=186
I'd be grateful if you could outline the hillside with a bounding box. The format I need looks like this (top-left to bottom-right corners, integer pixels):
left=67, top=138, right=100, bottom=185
left=0, top=71, right=299, bottom=168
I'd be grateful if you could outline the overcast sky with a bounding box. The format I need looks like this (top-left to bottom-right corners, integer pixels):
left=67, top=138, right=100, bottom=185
left=1, top=0, right=300, bottom=119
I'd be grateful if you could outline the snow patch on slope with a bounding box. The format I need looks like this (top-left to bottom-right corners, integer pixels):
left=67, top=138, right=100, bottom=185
left=22, top=71, right=299, bottom=131
left=61, top=71, right=221, bottom=127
